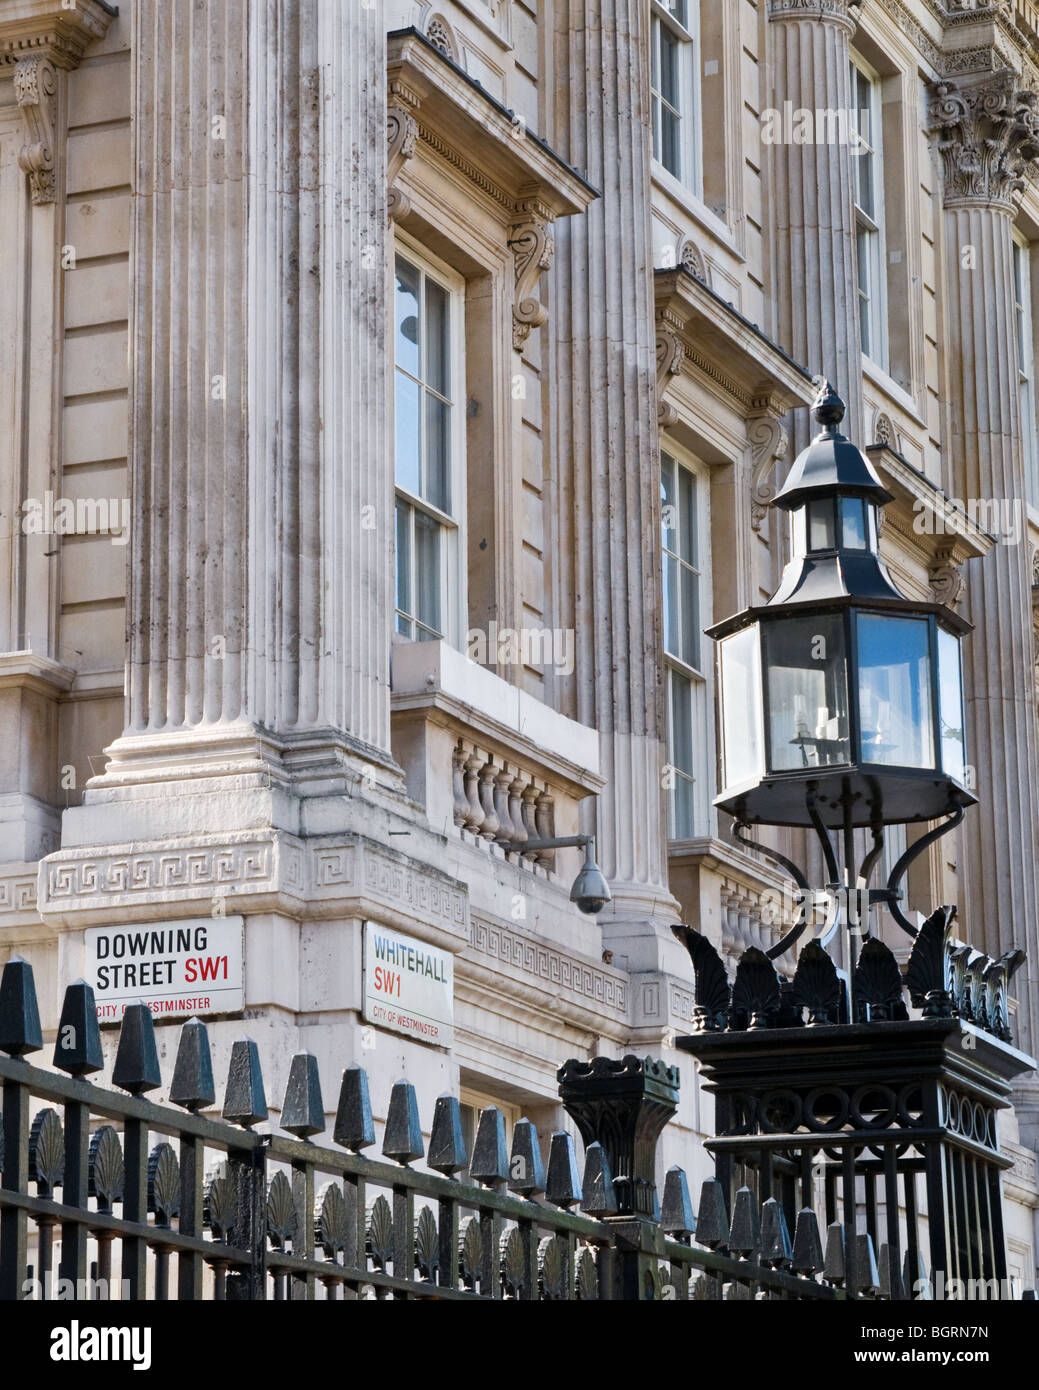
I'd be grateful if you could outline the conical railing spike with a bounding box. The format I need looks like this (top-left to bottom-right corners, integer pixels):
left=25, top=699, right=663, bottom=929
left=791, top=1208, right=824, bottom=1276
left=112, top=1002, right=162, bottom=1095
left=660, top=1166, right=695, bottom=1238
left=823, top=1221, right=845, bottom=1285
left=222, top=1038, right=268, bottom=1128
left=760, top=1196, right=793, bottom=1267
left=728, top=1185, right=761, bottom=1257
left=428, top=1094, right=468, bottom=1175
left=333, top=1064, right=375, bottom=1151
left=469, top=1107, right=508, bottom=1186
left=382, top=1079, right=423, bottom=1165
left=281, top=1052, right=325, bottom=1138
left=580, top=1142, right=618, bottom=1218
left=694, top=1178, right=729, bottom=1249
left=0, top=956, right=43, bottom=1057
left=170, top=1017, right=215, bottom=1112
left=508, top=1118, right=546, bottom=1197
left=53, top=980, right=103, bottom=1077
left=856, top=1233, right=881, bottom=1296
left=545, top=1132, right=582, bottom=1208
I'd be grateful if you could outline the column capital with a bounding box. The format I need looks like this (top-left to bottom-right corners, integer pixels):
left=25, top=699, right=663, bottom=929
left=928, top=70, right=1039, bottom=212
left=767, top=0, right=858, bottom=34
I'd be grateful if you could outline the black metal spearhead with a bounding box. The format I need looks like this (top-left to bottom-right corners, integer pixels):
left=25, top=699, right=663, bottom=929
left=0, top=956, right=43, bottom=1056
left=428, top=1094, right=468, bottom=1175
left=333, top=1064, right=375, bottom=1151
left=112, top=1002, right=162, bottom=1095
left=170, top=1017, right=216, bottom=1112
left=760, top=1196, right=793, bottom=1267
left=545, top=1131, right=582, bottom=1208
left=581, top=1141, right=618, bottom=1218
left=470, top=1107, right=509, bottom=1186
left=660, top=1166, right=695, bottom=1238
left=281, top=1052, right=325, bottom=1138
left=694, top=1178, right=730, bottom=1249
left=222, top=1038, right=269, bottom=1127
left=791, top=1208, right=824, bottom=1276
left=508, top=1118, right=546, bottom=1197
left=53, top=980, right=104, bottom=1076
left=383, top=1079, right=424, bottom=1165
left=728, top=1185, right=761, bottom=1256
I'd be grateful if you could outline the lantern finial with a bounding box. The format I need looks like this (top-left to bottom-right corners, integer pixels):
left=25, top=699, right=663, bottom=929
left=811, top=381, right=845, bottom=434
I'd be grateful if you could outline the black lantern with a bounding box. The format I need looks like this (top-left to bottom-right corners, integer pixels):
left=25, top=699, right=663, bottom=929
left=710, top=383, right=973, bottom=832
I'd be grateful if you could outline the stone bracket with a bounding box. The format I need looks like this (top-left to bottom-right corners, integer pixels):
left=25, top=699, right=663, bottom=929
left=747, top=394, right=790, bottom=531
left=508, top=198, right=554, bottom=353
left=14, top=55, right=57, bottom=204
left=655, top=307, right=684, bottom=430
left=387, top=79, right=420, bottom=223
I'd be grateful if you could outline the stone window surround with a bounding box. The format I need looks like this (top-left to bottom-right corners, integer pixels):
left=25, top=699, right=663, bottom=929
left=386, top=26, right=598, bottom=656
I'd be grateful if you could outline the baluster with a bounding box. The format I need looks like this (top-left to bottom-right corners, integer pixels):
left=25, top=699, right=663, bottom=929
left=508, top=773, right=528, bottom=853
left=534, top=789, right=555, bottom=868
left=452, top=740, right=469, bottom=827
left=493, top=764, right=516, bottom=848
left=462, top=746, right=485, bottom=833
left=520, top=783, right=539, bottom=856
left=477, top=757, right=499, bottom=840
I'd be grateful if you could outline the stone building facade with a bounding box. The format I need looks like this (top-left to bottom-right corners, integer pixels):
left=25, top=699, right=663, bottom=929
left=0, top=0, right=1037, bottom=1288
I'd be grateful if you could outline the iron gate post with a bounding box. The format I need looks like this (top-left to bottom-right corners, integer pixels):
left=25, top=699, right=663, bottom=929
left=557, top=1056, right=679, bottom=1299
left=226, top=1141, right=267, bottom=1299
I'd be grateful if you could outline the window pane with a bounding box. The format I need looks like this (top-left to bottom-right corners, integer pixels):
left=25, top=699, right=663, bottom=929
left=661, top=452, right=675, bottom=551
left=394, top=256, right=421, bottom=377
left=395, top=499, right=412, bottom=636
left=937, top=625, right=966, bottom=784
left=425, top=394, right=451, bottom=513
left=719, top=626, right=763, bottom=789
left=661, top=107, right=681, bottom=177
left=808, top=499, right=836, bottom=550
left=840, top=497, right=867, bottom=549
left=414, top=511, right=442, bottom=638
left=764, top=615, right=850, bottom=771
left=659, top=28, right=680, bottom=106
left=394, top=369, right=421, bottom=494
left=425, top=278, right=450, bottom=397
left=663, top=553, right=680, bottom=657
left=669, top=669, right=694, bottom=775
left=678, top=466, right=696, bottom=563
left=680, top=563, right=699, bottom=669
left=857, top=614, right=934, bottom=769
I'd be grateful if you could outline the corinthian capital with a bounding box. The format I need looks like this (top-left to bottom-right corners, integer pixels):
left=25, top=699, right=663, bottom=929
left=928, top=71, right=1039, bottom=211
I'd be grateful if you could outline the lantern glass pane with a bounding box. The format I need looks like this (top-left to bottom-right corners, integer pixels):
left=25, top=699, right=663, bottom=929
left=938, top=625, right=966, bottom=784
left=857, top=614, right=935, bottom=768
left=840, top=497, right=867, bottom=549
left=719, top=625, right=764, bottom=790
left=808, top=499, right=836, bottom=550
left=763, top=615, right=850, bottom=771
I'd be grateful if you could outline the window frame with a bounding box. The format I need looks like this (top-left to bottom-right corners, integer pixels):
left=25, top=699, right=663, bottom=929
left=650, top=0, right=702, bottom=197
left=660, top=441, right=711, bottom=841
left=392, top=232, right=468, bottom=648
left=850, top=53, right=888, bottom=370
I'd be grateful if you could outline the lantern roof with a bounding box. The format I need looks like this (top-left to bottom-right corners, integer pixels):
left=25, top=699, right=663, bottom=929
left=773, top=382, right=894, bottom=511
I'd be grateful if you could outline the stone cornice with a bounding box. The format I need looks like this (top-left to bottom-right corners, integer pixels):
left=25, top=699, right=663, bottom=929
left=928, top=68, right=1039, bottom=209
left=0, top=650, right=76, bottom=697
left=0, top=0, right=113, bottom=69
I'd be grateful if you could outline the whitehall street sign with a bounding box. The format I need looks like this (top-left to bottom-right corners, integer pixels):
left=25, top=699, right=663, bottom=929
left=363, top=921, right=454, bottom=1048
left=84, top=917, right=245, bottom=1023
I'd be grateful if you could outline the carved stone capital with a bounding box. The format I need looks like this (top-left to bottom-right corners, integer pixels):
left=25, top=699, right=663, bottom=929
left=387, top=81, right=420, bottom=223
left=655, top=309, right=684, bottom=430
left=747, top=395, right=789, bottom=531
left=14, top=55, right=57, bottom=204
left=928, top=70, right=1039, bottom=211
left=930, top=545, right=966, bottom=610
left=767, top=0, right=858, bottom=33
left=509, top=201, right=554, bottom=353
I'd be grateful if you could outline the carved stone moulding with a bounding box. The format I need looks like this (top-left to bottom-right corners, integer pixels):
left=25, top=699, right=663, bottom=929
left=0, top=1, right=115, bottom=206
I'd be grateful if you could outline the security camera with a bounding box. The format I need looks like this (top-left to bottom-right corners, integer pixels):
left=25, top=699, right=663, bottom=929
left=569, top=841, right=612, bottom=916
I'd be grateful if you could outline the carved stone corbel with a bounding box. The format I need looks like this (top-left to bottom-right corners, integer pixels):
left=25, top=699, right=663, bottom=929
left=929, top=543, right=966, bottom=610
left=747, top=394, right=789, bottom=531
left=509, top=199, right=554, bottom=353
left=655, top=309, right=684, bottom=430
left=387, top=80, right=420, bottom=223
left=14, top=56, right=58, bottom=204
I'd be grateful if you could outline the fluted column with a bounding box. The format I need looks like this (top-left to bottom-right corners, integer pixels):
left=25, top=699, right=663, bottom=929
left=100, top=0, right=391, bottom=791
left=549, top=0, right=680, bottom=953
left=930, top=71, right=1039, bottom=1128
left=767, top=0, right=862, bottom=447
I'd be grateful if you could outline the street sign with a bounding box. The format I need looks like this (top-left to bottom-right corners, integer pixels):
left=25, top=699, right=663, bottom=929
left=84, top=917, right=244, bottom=1022
left=363, top=921, right=454, bottom=1048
